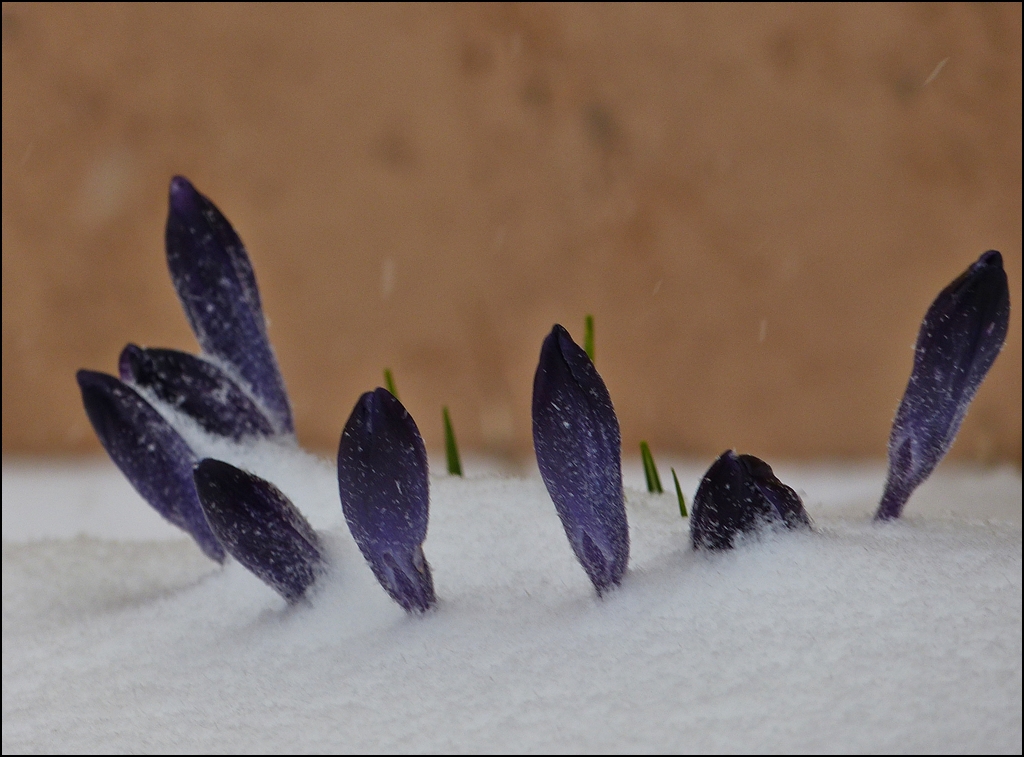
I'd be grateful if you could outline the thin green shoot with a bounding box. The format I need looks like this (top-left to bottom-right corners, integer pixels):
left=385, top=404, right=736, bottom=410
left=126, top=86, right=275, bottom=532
left=443, top=406, right=463, bottom=476
left=584, top=314, right=596, bottom=363
left=383, top=368, right=398, bottom=399
left=671, top=467, right=688, bottom=517
left=640, top=441, right=663, bottom=494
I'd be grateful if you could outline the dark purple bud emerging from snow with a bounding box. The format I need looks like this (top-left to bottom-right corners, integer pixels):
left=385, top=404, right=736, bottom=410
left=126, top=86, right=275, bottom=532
left=165, top=176, right=293, bottom=435
left=876, top=250, right=1010, bottom=521
left=337, top=388, right=436, bottom=613
left=691, top=450, right=810, bottom=551
left=193, top=459, right=324, bottom=603
left=119, top=344, right=276, bottom=441
left=76, top=370, right=225, bottom=562
left=532, top=325, right=629, bottom=595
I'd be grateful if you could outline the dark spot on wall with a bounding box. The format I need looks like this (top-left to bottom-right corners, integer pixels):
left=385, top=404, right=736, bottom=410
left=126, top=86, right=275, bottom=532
left=521, top=73, right=551, bottom=107
left=460, top=39, right=494, bottom=75
left=585, top=103, right=620, bottom=152
left=768, top=28, right=799, bottom=71
left=374, top=130, right=418, bottom=171
left=2, top=8, right=21, bottom=42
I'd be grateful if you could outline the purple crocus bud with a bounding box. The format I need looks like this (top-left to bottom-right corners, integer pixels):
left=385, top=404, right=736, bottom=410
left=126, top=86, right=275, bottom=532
left=119, top=344, right=276, bottom=441
left=193, top=459, right=324, bottom=603
left=337, top=388, right=435, bottom=613
left=691, top=450, right=810, bottom=551
left=76, top=370, right=224, bottom=562
left=165, top=176, right=293, bottom=435
left=876, top=250, right=1010, bottom=520
left=532, top=324, right=629, bottom=595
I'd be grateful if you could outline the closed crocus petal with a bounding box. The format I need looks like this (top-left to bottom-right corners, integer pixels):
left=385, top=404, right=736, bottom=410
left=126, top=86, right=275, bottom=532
left=76, top=370, right=225, bottom=562
left=119, top=344, right=276, bottom=441
left=193, top=459, right=324, bottom=603
left=165, top=176, right=293, bottom=435
left=337, top=388, right=435, bottom=613
left=532, top=324, right=628, bottom=595
left=876, top=250, right=1010, bottom=521
left=740, top=454, right=811, bottom=530
left=691, top=451, right=809, bottom=551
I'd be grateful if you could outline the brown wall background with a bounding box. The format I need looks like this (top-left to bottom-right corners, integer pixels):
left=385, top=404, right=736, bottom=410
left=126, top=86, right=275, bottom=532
left=3, top=3, right=1021, bottom=463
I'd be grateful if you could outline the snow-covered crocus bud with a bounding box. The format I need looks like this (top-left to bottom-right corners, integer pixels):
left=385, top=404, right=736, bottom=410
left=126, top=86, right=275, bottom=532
left=165, top=176, right=293, bottom=435
left=876, top=250, right=1010, bottom=521
left=119, top=344, right=276, bottom=441
left=76, top=370, right=225, bottom=562
left=337, top=388, right=436, bottom=613
left=532, top=324, right=629, bottom=595
left=193, top=459, right=324, bottom=603
left=691, top=450, right=810, bottom=551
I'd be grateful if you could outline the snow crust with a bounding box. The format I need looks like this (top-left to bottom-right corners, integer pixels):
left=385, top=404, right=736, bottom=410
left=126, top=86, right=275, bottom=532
left=3, top=449, right=1021, bottom=753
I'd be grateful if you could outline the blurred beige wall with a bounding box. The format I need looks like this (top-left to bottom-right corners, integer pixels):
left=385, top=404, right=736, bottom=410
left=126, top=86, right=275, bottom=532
left=3, top=3, right=1021, bottom=463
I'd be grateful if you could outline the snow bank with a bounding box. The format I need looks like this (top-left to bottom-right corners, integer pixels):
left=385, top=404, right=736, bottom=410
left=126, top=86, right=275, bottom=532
left=3, top=452, right=1021, bottom=752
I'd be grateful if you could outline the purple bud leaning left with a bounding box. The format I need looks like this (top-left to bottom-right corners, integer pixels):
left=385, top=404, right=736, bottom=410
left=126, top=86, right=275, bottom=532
left=337, top=388, right=436, bottom=613
left=119, top=344, right=276, bottom=441
left=532, top=324, right=629, bottom=595
left=165, top=176, right=294, bottom=435
left=76, top=370, right=225, bottom=562
left=194, top=459, right=325, bottom=603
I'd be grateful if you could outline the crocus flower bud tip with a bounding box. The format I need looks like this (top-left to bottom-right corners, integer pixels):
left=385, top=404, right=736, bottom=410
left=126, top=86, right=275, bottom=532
left=338, top=388, right=435, bottom=612
left=165, top=176, right=294, bottom=435
left=532, top=324, right=629, bottom=594
left=691, top=450, right=809, bottom=551
left=119, top=344, right=276, bottom=441
left=76, top=369, right=224, bottom=562
left=194, top=459, right=324, bottom=603
left=876, top=250, right=1010, bottom=520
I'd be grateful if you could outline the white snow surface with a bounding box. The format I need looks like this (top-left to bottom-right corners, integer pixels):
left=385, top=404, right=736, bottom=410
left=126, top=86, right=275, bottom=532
left=3, top=442, right=1021, bottom=753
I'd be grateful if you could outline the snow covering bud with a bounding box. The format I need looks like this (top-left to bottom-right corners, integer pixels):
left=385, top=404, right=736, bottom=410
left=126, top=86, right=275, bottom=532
left=119, top=344, right=276, bottom=440
left=532, top=324, right=629, bottom=595
left=691, top=450, right=810, bottom=551
left=193, top=459, right=324, bottom=603
left=76, top=370, right=225, bottom=562
left=876, top=250, right=1010, bottom=520
left=337, top=388, right=436, bottom=613
left=165, top=176, right=293, bottom=435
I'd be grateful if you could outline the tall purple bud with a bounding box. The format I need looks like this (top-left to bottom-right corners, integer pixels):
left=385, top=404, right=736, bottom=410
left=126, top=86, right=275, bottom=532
left=337, top=388, right=436, bottom=613
left=691, top=450, right=810, bottom=551
left=76, top=370, right=224, bottom=562
left=532, top=324, right=629, bottom=595
left=119, top=344, right=276, bottom=441
left=193, top=459, right=324, bottom=603
left=165, top=176, right=293, bottom=435
left=876, top=250, right=1010, bottom=520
